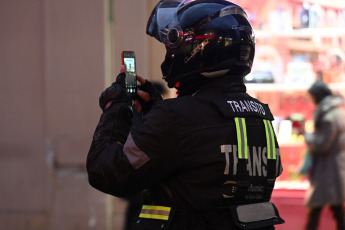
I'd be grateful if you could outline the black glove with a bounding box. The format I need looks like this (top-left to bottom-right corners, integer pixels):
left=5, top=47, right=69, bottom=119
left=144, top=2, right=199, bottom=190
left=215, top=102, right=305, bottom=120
left=93, top=104, right=133, bottom=146
left=93, top=72, right=133, bottom=146
left=99, top=72, right=129, bottom=111
left=136, top=80, right=163, bottom=114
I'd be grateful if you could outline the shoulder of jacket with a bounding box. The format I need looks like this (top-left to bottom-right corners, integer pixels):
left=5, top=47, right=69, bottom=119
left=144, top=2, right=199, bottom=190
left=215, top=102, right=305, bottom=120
left=194, top=91, right=275, bottom=120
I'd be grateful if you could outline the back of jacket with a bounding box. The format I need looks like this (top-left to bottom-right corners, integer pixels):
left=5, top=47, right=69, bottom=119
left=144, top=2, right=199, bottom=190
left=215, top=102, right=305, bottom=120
left=126, top=88, right=283, bottom=229
left=87, top=79, right=283, bottom=230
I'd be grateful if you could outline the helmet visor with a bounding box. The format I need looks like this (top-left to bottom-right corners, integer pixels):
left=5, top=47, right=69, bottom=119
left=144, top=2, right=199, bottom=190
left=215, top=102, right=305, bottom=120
left=146, top=0, right=193, bottom=46
left=147, top=0, right=250, bottom=47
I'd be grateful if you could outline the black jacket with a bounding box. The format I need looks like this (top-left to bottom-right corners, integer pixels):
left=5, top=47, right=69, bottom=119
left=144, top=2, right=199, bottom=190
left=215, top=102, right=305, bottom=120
left=87, top=77, right=283, bottom=230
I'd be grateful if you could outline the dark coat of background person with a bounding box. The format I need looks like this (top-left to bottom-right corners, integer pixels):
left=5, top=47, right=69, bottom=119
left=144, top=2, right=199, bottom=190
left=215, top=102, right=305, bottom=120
left=305, top=82, right=345, bottom=207
left=304, top=80, right=345, bottom=230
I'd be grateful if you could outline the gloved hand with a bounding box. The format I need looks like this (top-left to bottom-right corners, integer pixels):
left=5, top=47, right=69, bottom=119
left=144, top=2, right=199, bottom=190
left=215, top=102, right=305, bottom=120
left=134, top=76, right=163, bottom=114
left=99, top=67, right=129, bottom=111
left=94, top=66, right=133, bottom=145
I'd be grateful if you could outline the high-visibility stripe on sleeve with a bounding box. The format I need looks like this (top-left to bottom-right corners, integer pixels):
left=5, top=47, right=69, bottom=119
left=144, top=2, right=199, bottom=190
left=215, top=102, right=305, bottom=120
left=235, top=117, right=248, bottom=159
left=263, top=120, right=276, bottom=159
left=139, top=205, right=171, bottom=221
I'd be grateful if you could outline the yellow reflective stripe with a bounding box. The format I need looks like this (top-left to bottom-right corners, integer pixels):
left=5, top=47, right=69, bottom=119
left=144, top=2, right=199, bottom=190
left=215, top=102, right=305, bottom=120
left=263, top=120, right=276, bottom=159
left=243, top=119, right=248, bottom=159
left=141, top=205, right=171, bottom=212
left=235, top=118, right=242, bottom=159
left=139, top=213, right=169, bottom=221
left=268, top=121, right=276, bottom=159
left=263, top=120, right=271, bottom=159
left=235, top=117, right=248, bottom=159
left=139, top=205, right=171, bottom=221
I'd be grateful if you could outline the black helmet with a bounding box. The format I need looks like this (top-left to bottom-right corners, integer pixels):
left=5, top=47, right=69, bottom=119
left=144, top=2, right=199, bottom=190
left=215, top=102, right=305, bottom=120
left=147, top=0, right=255, bottom=88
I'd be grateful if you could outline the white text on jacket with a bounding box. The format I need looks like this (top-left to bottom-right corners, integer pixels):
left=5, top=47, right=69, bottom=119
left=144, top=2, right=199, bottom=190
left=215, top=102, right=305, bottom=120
left=227, top=100, right=266, bottom=115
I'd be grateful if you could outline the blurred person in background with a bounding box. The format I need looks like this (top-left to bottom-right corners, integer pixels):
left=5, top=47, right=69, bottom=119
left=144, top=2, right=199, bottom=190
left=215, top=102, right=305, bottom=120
left=87, top=1, right=284, bottom=229
left=304, top=80, right=345, bottom=230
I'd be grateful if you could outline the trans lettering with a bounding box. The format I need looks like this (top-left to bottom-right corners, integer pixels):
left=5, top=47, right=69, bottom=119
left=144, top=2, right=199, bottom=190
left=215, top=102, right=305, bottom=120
left=221, top=144, right=281, bottom=177
left=227, top=100, right=266, bottom=115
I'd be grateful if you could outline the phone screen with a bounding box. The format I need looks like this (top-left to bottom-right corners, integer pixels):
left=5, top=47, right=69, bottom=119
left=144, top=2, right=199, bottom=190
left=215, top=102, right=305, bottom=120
left=124, top=57, right=135, bottom=73
left=122, top=52, right=137, bottom=97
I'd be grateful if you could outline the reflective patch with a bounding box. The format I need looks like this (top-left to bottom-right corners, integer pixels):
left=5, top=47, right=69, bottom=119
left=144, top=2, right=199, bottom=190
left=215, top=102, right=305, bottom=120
left=234, top=117, right=248, bottom=159
left=236, top=202, right=277, bottom=222
left=232, top=202, right=285, bottom=228
left=139, top=205, right=171, bottom=221
left=124, top=133, right=150, bottom=170
left=263, top=120, right=276, bottom=159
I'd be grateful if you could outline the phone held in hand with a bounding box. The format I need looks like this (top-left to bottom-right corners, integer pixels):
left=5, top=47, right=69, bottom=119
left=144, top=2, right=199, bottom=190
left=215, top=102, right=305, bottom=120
left=121, top=51, right=137, bottom=99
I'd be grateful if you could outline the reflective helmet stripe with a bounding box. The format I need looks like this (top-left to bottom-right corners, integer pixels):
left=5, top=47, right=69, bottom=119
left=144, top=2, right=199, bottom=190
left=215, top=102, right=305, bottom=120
left=139, top=205, right=171, bottom=220
left=263, top=120, right=276, bottom=160
left=234, top=117, right=248, bottom=159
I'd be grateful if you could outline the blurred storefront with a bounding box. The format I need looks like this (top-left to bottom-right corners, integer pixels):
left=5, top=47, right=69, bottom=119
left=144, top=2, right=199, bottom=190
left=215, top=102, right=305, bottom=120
left=233, top=0, right=345, bottom=229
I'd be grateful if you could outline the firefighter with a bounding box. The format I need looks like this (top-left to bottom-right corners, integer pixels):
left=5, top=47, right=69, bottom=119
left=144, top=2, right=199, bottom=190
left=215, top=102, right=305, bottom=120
left=87, top=1, right=284, bottom=229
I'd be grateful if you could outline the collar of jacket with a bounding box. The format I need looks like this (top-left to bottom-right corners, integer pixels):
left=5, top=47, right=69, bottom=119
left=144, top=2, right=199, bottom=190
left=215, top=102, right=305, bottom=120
left=192, top=74, right=247, bottom=96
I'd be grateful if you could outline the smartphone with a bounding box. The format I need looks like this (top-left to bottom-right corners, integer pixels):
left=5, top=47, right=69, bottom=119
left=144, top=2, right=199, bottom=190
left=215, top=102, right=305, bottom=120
left=121, top=51, right=137, bottom=98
